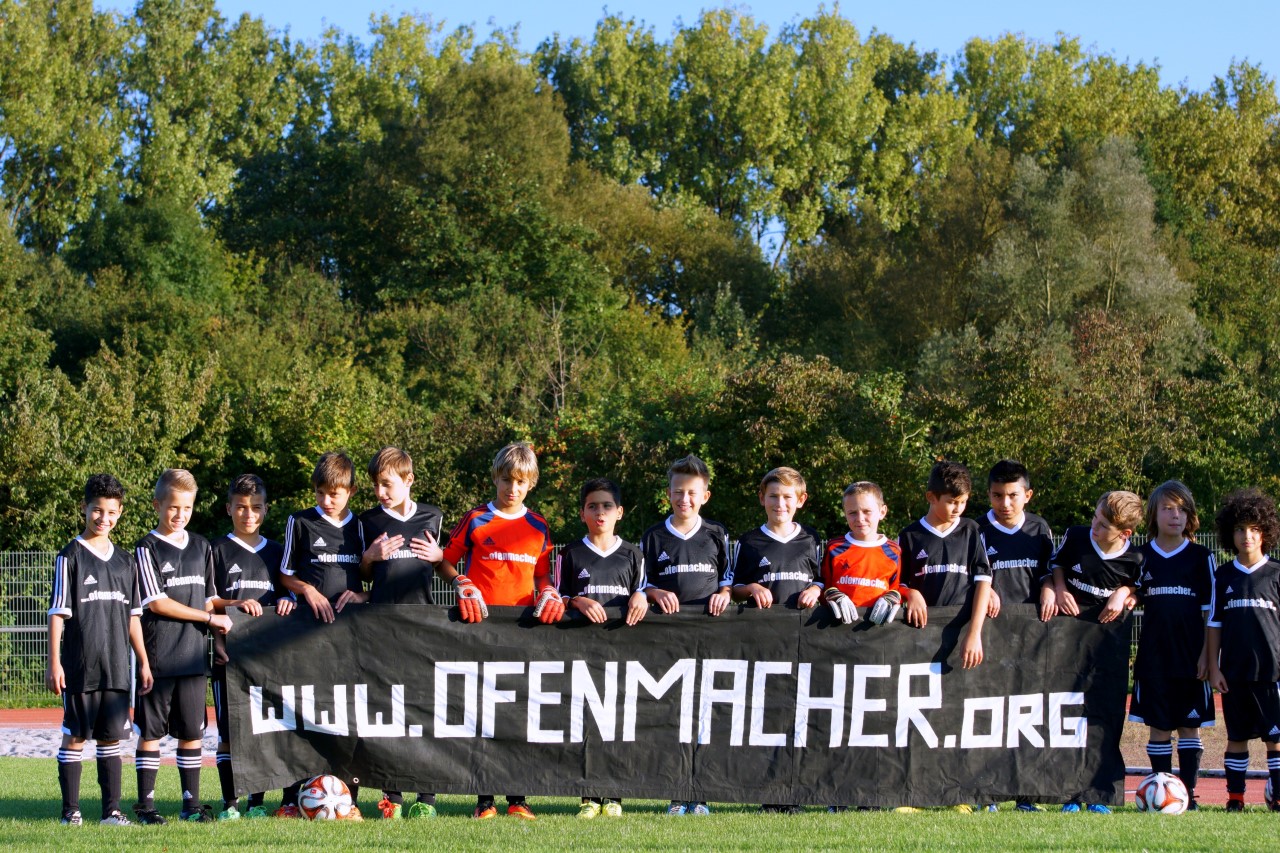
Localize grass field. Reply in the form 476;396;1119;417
0;757;1276;850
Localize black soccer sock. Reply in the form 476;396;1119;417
1268;751;1280;800
57;747;83;815
96;742;123;819
282;780;301;806
383;790;404;805
1176;737;1202;794
216;749;236;809
506;795;526;806
1146;739;1173;774
348;780;360;804
177;747;203;810
135;749;161;809
248;791;264;808
477;794;495;809
416;793;436;805
1225;750;1250;795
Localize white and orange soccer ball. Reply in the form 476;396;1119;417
298;774;362;820
1134;772;1189;814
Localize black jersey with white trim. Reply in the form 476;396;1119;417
978;511;1052;605
358;502;445;605
48;537;141;692
557;537;646;607
1049;526;1144;607
1134;539;1215;679
640;516;731;605
729;524;823;608
898;517;991;607
1208;557;1280;682
280;507;364;603
211;533;284;666
136;529;216;678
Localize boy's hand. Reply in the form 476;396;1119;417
738;583;773;609
46;660;65;696
454;577;488;622
797;585;821;609
410;531;444;564
1208;664;1228;694
534;587;566;623
648;588;679;614
987;589;1001;619
625;592;648;626
824;587;859;624
1055;585;1080;617
237;599;264;617
364;532;405;564
1099;588;1129;623
301;585;336;623
208;613;233;634
961;627;983;669
707;590;731;616
1038;585;1057;621
1196;647;1210;681
137;661;154;695
903;588;927;627
276;597;295;616
335;589;368;613
571;596;608;624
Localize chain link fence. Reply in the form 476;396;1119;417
0;534;1238;706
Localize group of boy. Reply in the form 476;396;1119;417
45;442;1280;823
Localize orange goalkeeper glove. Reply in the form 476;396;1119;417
533;586;565;624
453;576;488;622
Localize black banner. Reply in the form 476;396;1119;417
226;604;1129;806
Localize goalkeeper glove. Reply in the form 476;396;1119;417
453;576;489;622
533;586;566;623
867;590;901;625
824;587;859;624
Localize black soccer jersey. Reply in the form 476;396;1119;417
1208;557;1280;682
898;517;991;607
211;533;284;666
1048;526;1144;607
136;529;217;678
358;502;445;605
729;524;823;608
280;507;364;603
978;511;1053;605
558;537;646;607
1134;539;1215;679
640;516;731;605
48;537;141;693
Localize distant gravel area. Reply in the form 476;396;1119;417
0;727;219;759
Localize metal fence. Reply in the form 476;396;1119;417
0;533;1241;706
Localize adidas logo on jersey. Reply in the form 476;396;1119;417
986;546;998;556
1070;564;1083;574
658;551;671;562
1142;572;1152;583
916;549;928;560
578;569;590;579
83;574;97;586
229;564;242;574
1271;725;1280;737
161;562;175;574
483;537;497;546
759;556;771;567
1188;709;1200;720
313;536;326;548
1226;585;1234;594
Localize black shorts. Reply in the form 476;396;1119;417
1221;680;1280;743
62;689;132;742
135;674;207;741
1128;676;1216;731
212;665;230;744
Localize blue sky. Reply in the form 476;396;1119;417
100;1;1276;92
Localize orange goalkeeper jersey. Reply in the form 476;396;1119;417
821;533;901;607
443;503;553;606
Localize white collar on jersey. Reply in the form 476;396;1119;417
487;502;527;521
919;516;962;539
1089;534;1130;561
844;532;889;549
1233;556;1270;574
1148;539;1190;559
379;500;418;523
313;508;354;527
227;532;268;553
582;535;622;558
151;528;190;549
759;523;802;544
665;515;703;540
984;509;1025;535
74;535;115;562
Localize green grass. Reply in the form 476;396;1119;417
0;757;1274;850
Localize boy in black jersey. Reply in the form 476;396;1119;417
1129;481;1215;809
134;469;232;825
357;447;445;820
641;454;730;816
898;461;992;670
48;474;153;826
1207;488;1280;813
277;451;366;817
557;478;647;818
210;474;293;820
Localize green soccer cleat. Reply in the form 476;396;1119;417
603;800;623;818
217;804;241;821
245;805;269;818
376;798;402;820
577;801;601;820
406;801;436;819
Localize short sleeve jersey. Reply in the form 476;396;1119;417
359;501;445;605
136;529;217;678
729;524;823;608
442;503;552;606
978;510;1054;605
280;508;364;603
1208;557;1280;682
1133;539;1215;679
822;534;902;607
557;537;646;607
48;537;141;693
1048;526;1144;607
211;533;284;666
898;517;991;607
640;516;731;605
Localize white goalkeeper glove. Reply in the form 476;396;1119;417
867;590;902;626
824;587;859;624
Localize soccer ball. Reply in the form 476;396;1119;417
298;774;360;820
1134;772;1189;814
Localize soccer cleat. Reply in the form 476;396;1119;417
951;804;974;814
1061;802;1082;813
100;809;133;826
1226;799;1244;813
245;805;269;818
507;803;537;820
60;809;83;826
827;806;848;813
667;801;687;816
1269;798;1280;813
760;805;781;814
473;804;498;820
132;806;167;825
892;806;921;813
376;798;402;820
603;800;623;818
340;805;363;821
406;801;437;819
689;802;711;816
273;803;302;819
1185;799;1199;812
217;804;241;821
180;804;215;823
780;805;804;815
984;804;998;812
1015;801;1044;812
577;801;601;820
1085;804;1111;814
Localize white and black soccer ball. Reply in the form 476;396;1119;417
298;774;359;820
1134;772;1189;814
